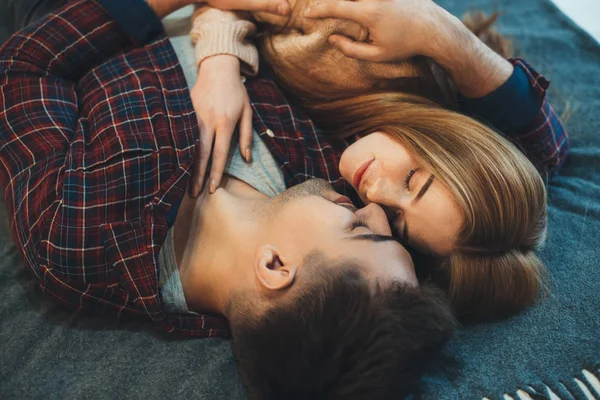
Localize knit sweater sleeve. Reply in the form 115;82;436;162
190;5;259;76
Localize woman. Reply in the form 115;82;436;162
187;0;568;319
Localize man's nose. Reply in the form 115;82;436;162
354;203;392;236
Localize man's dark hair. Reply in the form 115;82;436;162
229;256;456;399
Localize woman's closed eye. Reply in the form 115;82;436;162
404;168;417;190
403;168;435;203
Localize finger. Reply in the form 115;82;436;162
233;0;290;16
239;104;253;163
304;1;368;24
191;123;214;197
190;141;202;197
329;34;384;62
208;122;235;194
191;124;213;197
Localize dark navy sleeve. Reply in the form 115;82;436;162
457;58;568;175
95;0;163;45
457;63;543;134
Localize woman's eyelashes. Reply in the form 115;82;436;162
404;168;417;190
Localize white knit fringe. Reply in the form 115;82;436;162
481;368;600;400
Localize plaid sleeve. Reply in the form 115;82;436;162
0;0;136;186
458;58;569;176
507;59;569;176
0;0;159;309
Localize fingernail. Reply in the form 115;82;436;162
303;7;311;16
278;3;290;15
245;147;252;163
209;179;217;194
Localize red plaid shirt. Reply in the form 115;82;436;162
0;0;567;337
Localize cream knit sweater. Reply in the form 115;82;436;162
190;7;259;76
190;0;444;98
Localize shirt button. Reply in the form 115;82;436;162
265;128;275;138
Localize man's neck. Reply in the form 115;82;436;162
173;175;269;314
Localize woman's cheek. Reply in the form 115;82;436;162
338;150;352;181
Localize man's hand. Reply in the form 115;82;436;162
190;55;253;196
146;0;192;18
305;0;514;98
203;0;290;15
304;0;443;62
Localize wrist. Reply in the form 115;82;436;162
426;10;513;98
199;54;241;75
420;6;460;59
423;7;471;65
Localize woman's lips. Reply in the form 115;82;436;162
353;158;374;191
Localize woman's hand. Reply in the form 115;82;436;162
190;55;253;196
147;0;290;19
304;0;446;63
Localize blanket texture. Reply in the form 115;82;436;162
0;0;599;399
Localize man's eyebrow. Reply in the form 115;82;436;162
412;174;435;204
350;234;404;245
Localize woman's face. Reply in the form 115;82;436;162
339;132;463;256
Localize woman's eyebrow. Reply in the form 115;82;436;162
412;174;435;204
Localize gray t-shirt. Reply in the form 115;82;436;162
157;31;286;314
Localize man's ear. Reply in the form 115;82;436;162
254;244;298;291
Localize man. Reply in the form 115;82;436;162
0;0;455;397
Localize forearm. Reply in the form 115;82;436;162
426;7;513;99
424;9;568;174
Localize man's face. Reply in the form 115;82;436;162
265;179;416;285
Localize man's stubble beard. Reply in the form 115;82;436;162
272;178;333;205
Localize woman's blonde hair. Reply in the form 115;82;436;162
258;12;547;319
309;93;548;320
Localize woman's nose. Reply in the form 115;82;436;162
354;203;392;236
365;180;405;212
365;178;395;207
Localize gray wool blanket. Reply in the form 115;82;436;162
0;0;599;399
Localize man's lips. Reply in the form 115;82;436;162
334;195;357;211
334;195;353;205
353;158;374;191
